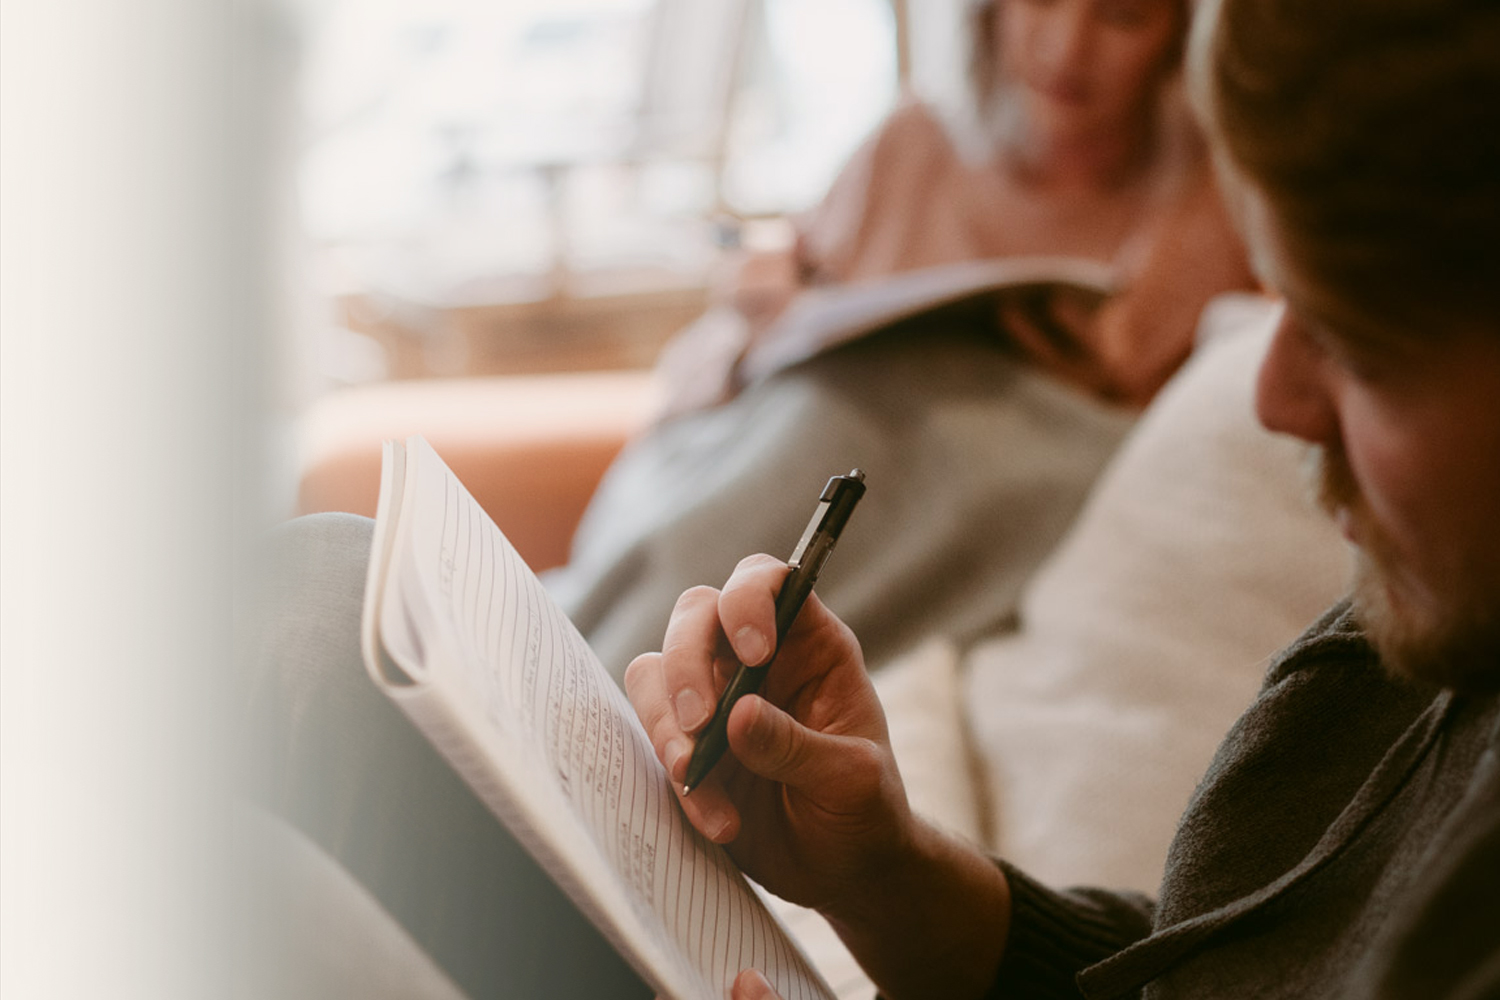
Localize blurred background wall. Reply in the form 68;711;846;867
292;0;970;391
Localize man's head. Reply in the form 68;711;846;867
1191;0;1500;690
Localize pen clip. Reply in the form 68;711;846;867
789;469;866;568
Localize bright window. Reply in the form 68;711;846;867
299;0;899;310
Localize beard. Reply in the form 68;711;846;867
1311;445;1500;694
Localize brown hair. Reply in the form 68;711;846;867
1192;0;1500;340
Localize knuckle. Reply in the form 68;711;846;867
660;629;712;669
621;654;678;754
828;612;860;652
841;738;893;806
737;552;784;576
622;653;656;699
644;705;680;760
843;738;885;783
674;585;720;615
760;712;804;775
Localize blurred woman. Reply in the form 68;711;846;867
658;0;1253;414
548;0;1256;679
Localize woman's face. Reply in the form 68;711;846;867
997;0;1182;144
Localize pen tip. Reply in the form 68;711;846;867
682;783;693;796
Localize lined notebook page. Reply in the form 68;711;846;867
376;437;835;1000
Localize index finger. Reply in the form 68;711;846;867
660;555;788;735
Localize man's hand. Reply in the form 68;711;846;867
732;969;785;1000
626;557;1013;1000
624;554;911;914
661;970;785;1000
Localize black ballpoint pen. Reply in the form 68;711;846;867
681;469;866;795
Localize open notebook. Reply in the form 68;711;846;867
738;255;1115;385
361;435;836;1000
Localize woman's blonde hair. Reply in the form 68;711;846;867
1191;0;1500;341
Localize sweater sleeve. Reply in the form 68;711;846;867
986;861;1155;1000
1346;712;1500;1000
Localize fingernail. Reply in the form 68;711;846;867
666;740;687;779
733;625;769;666
708;810;735;843
675;688;709;731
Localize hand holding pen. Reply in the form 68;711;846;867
622;470;894;832
623;470;922;900
680;469;866;794
623;471;1013;1000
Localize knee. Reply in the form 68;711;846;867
265;512;375;586
240;512;409;814
239;512;380;759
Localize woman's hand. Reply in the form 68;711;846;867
996;286;1127;402
997;281;1193;408
721;249;803;331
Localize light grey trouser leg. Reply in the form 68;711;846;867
239;512;650;1000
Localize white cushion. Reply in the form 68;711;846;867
964;297;1352;893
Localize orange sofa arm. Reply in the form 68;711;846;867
297;371;659;572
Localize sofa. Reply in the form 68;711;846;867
297;369;661;573
282;293;1352;1000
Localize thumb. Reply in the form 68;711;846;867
727;695;875;798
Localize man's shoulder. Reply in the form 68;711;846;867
1244;598;1437;757
1261;598;1375;689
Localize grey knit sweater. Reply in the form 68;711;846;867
991;601;1500;999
